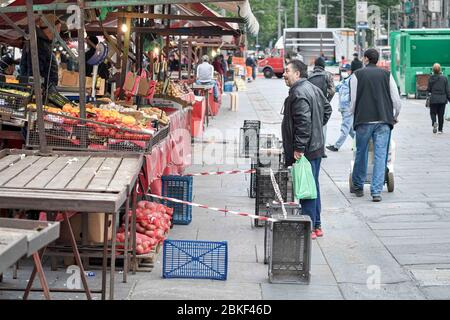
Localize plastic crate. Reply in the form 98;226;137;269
267;214;312;284
163;239;227;280
243;120;261;129
26;111;153;153
161;175;193;225
149;123;170;149
0;83;33;119
264;203;302;264
254;168;291;227
239;126;259;158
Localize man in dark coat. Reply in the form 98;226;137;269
281;59;332;239
20;15;60;89
308;57;336;158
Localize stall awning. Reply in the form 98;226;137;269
212;1;259;36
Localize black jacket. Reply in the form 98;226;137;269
353;64;395;129
19;28;58;88
282;79;332;166
427;74;450;105
308;66;336;102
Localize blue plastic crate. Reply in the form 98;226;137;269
163;239;228;280
161;175;193;225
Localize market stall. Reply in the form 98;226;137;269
0;148;143;299
0;0;252;300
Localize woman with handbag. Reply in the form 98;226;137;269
427;63;450;134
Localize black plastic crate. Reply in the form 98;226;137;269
264;203;301;264
268;214;312;284
239;126;259;158
0;83;33;119
254;168;290;227
149;123;170;149
243;120;261;129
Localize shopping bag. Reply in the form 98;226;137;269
445;103;450;121
291;157;317;200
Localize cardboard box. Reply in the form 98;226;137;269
58;213;113;244
59;70;106;96
59;70;79;87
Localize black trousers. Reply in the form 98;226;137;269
430;103;446;132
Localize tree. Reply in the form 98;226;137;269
247;0;401;49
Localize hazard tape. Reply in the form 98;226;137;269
269;168;288;218
146;193;279;222
183;169;256;177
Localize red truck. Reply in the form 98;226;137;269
258;55;284;79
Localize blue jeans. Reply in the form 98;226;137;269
334;110;355;149
196;79;219;99
352;123;391;196
300;158;322;229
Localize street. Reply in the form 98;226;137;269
2;76;450;300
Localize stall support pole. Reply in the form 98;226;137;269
119;16;132;100
188;40;192;78
123;191;130;283
26;0;48;154
179;36;182;80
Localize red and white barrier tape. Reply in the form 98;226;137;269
146;193;278;222
183;169;256;177
269;168;288;217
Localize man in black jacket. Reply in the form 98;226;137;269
281;59;332;239
350;48;401;202
19;15;60;89
308;57;335;158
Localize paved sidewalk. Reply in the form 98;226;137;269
2;77;450;300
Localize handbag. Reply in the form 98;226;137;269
445;103;450;121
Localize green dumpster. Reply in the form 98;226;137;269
390;29;450;98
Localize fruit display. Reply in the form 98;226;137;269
154;80;193;99
141;107;170;125
0;88;31;97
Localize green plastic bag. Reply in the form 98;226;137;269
445;103;450;121
291;157;317;200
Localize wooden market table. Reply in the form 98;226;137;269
0;218;60;300
0;149;143;300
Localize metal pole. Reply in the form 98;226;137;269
388;8;390;45
277;0;281;39
26;0;48;154
284;10;287;29
78;0;86;119
294;0;298;28
319;0;322;15
418;0;423;28
341;0;344;28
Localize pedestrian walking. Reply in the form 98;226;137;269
281;59;332;239
351;52;363;72
350;48;401;202
245;55;256;82
308;57;335;158
326;62;363;152
427;63;450;134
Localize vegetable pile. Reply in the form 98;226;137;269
116;201;173;255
